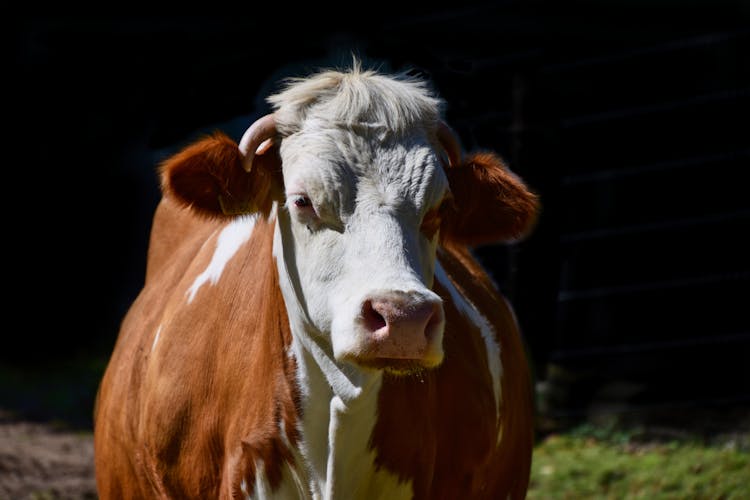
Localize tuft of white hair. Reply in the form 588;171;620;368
267;59;444;137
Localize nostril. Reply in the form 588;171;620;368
362;299;387;333
364;296;443;338
357;295;445;363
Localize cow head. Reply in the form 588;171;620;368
161;66;538;375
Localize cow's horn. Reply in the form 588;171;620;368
437;120;462;168
239;113;278;172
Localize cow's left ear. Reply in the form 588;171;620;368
440;151;540;246
160;131;283;219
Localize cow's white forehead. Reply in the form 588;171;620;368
281;127;447;221
269;65;449;218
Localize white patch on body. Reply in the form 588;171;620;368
151;325;162;353
277;418;310;498
245;460;310;500
186;215;257;303
324;394;413;500
435;261;503;430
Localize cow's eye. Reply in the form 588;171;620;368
293;195;313;209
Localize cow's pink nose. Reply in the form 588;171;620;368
360;294;444;360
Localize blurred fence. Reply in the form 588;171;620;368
369;7;750;423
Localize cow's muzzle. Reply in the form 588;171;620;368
350;291;445;375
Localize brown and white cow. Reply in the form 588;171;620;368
94;63;539;499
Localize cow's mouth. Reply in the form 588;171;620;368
355;357;441;376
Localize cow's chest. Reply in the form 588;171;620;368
266;344;415;500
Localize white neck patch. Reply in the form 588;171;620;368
273;213;412;499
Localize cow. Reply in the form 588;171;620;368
93;62;539;500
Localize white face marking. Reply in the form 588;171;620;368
278;128;448;363
435;262;503;433
186;214;257;303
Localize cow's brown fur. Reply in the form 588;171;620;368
94;130;537;499
441;151;539;246
95;201;300;498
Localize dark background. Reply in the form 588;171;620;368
7;3;750;433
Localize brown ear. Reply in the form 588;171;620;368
159;131;282;218
440;152;539;246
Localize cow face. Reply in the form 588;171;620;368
160;67;538;376
277;127;448;373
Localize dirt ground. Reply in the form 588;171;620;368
0;418;96;500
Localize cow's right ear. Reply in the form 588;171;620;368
159;131;283;219
439;151;540;247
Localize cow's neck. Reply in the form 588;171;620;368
292;335;384;496
272;214;411;499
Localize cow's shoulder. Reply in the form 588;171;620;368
142;213;300;497
144;195;220;284
99;206;301;497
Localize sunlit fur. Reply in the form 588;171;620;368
269;60;443;137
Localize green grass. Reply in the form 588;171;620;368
528;425;750;499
